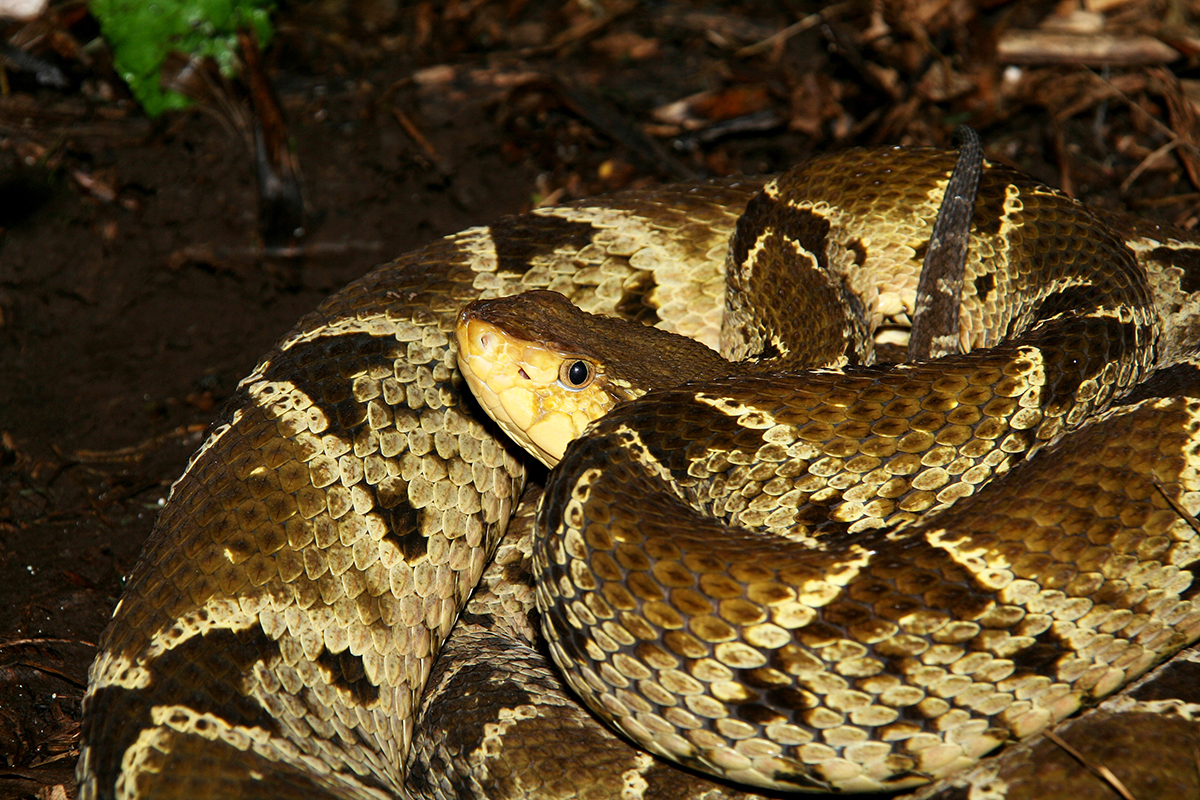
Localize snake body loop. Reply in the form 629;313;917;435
77;147;1200;799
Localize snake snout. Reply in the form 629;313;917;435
457;304;495;356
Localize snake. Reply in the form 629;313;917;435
75;144;1200;799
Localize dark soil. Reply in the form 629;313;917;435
2;1;1198;797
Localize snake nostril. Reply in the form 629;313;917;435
518;367;530;380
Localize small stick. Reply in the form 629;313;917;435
1042;729;1139;800
735;2;853;58
908;125;983;362
393;108;444;166
1153;479;1200;533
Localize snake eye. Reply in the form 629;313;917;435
559;360;594;389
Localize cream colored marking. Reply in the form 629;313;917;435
276;313;414;354
122;707;395;800
145;598;259;660
692;393;780;425
271;230;497;353
469;703;540;772
116;726;179;800
735;233;782;285
149;704;271;745
924;527;1011;585
999;183;1024;236
87;652;152;691
1132;238;1200;364
777;197;923;336
799;545;876;606
621;752;655;799
606;424;693;493
244;378;330;433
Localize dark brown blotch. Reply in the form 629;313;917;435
614;270;660;326
974;272;995;304
315;647;380;705
734;702;785;725
1007;626;1068;677
1129;657;1200;704
488;213;597;275
970;168;1012;237
766;686;820;713
381;503;429;562
1120;363;1200;405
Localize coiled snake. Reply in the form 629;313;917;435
77;145;1200;799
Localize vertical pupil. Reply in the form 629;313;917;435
568;361;589;385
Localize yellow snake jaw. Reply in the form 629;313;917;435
455;311;626;468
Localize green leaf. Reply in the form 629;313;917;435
90;0;275;116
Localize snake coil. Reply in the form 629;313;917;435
78;146;1200;799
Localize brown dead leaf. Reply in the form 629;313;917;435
788;73;844;137
38;785;69;800
590;31;659;60
916;60;975;102
652;86;773;130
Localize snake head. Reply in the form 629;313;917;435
455;290;727;467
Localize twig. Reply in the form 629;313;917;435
0;638;96;690
1053;123;1075;199
25;751;77;769
1131;192;1200;208
735;2;854;58
167;240;385;270
238;28;306;246
517;77;698;180
1042;729;1139;800
908;125;982;361
1153;479;1200;533
1086;71;1200;161
392;108;444;165
1121;139;1182;193
514;0;637;57
997;31;1178;66
1145;68;1200;190
62;425;206;465
2;660;87;690
0;637;95;649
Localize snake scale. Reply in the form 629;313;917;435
76;145;1200;799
